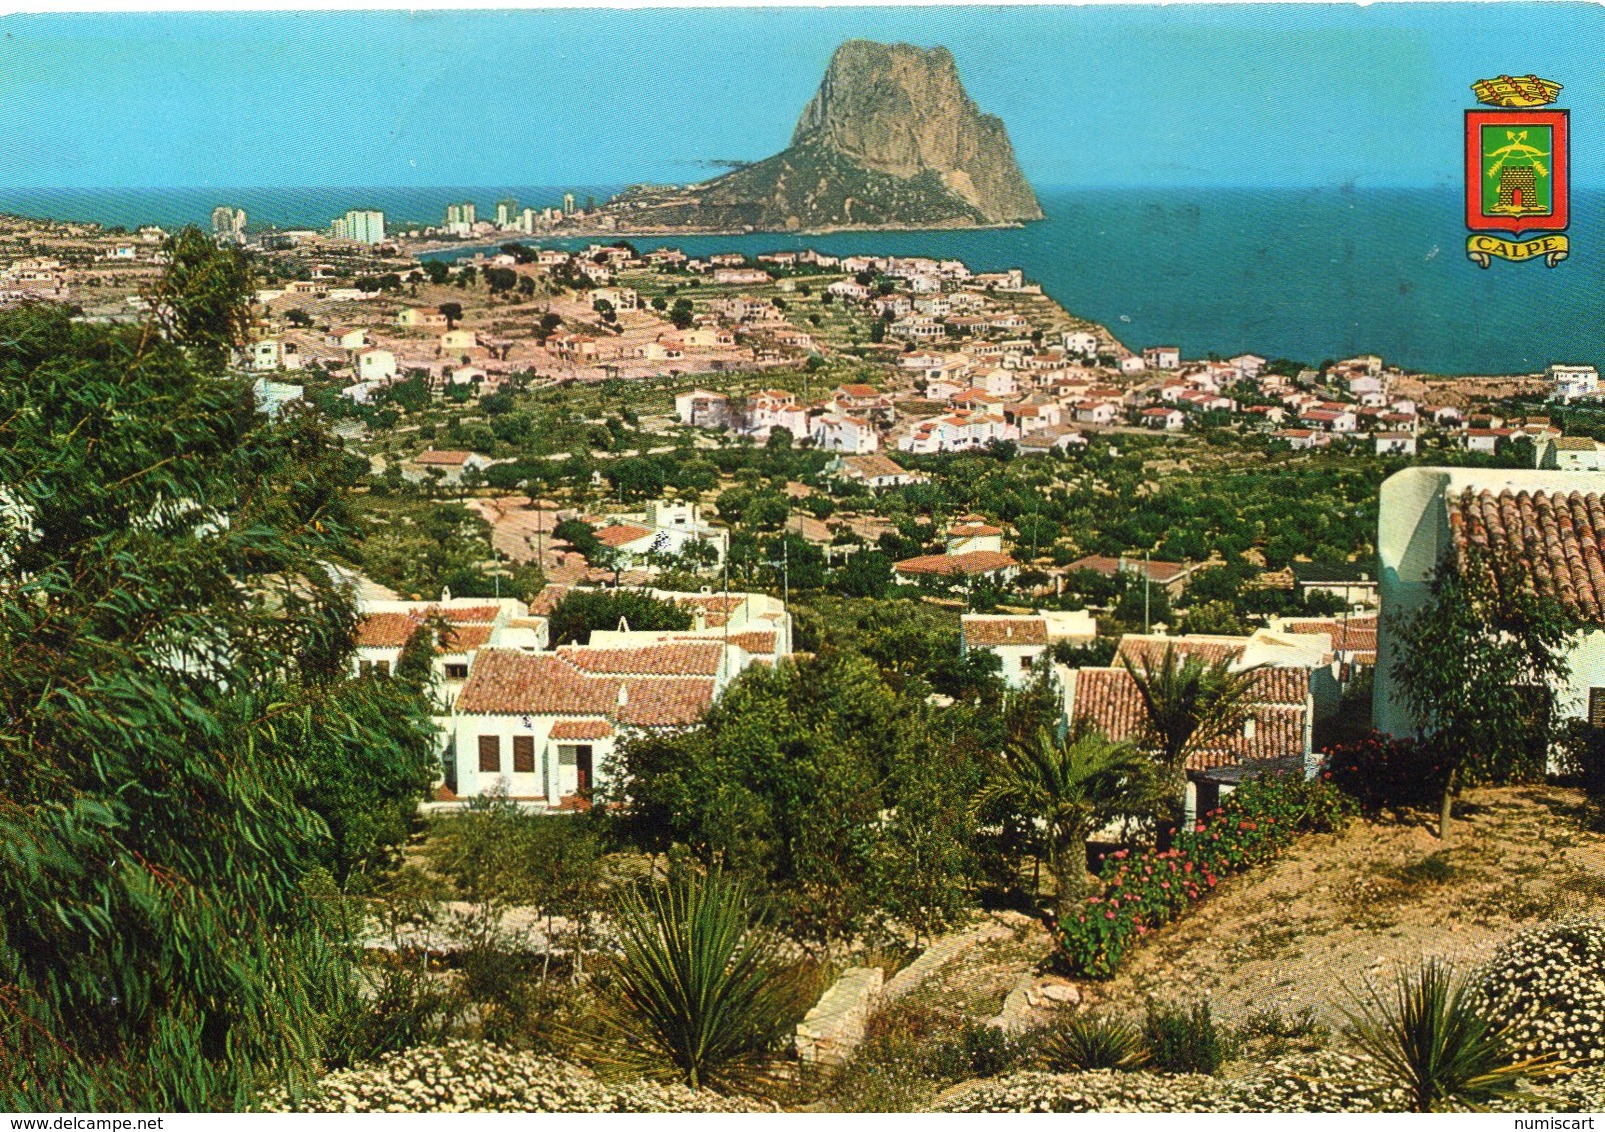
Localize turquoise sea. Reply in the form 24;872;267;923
2;185;1598;375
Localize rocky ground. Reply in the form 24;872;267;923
822;784;1605;1112
262;1041;769;1113
1088;784;1605;1029
279;787;1605;1112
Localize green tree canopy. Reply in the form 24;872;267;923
0;233;436;1107
548;588;693;646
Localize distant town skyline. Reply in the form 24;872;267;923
0;6;1600;192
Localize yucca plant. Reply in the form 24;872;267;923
1343;958;1564;1112
1041;1013;1149;1072
593;870;798;1093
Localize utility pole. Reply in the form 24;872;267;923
1144;549;1151;634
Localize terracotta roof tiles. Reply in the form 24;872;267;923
355;612;420;649
550;719;615;741
556;642;724;676
1115;635;1244;670
1449;487;1605;622
727;630;778;655
963;617;1050;647
1069;667;1310;771
594;523;653;549
1279;615;1379;654
894;550;1019;576
455;649;715;728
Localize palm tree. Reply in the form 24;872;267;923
1123;643;1263;829
1344;958;1564;1112
594;870;799;1093
971;727;1152;919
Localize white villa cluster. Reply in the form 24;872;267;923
351;585;792;808
958;618;1376;820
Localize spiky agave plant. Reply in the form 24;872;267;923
1343;958;1565;1112
1041;1012;1149;1073
594;870;799;1093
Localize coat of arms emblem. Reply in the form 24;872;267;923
1466;75;1569;267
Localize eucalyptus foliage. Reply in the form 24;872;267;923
0;231;435;1108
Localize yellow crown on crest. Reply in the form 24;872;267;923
1472;75;1562;108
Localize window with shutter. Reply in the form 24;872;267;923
1590;688;1605;729
478;735;501;773
513;736;535;773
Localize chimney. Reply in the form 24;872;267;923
616;684;629;708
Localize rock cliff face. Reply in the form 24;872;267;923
788;40;1042;224
604;40;1041;232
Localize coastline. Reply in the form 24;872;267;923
402;217;1032;258
2;185;1596;375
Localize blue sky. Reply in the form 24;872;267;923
0;5;1600;190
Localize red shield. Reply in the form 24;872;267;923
1466;108;1569;234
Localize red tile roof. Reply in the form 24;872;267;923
963;617;1050;647
425;605;501;624
550;719;614;740
1279;615;1379;654
557;642;724;676
1449;487;1605;622
455;649;715;727
438;624;493;654
726;630;779;655
1116;635;1245;670
895;550;1019;576
673;594;746;627
1070;667;1309;770
1065;555;1121;577
594;524;653;549
355;611;421;649
414;449;474;466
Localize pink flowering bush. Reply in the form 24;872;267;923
1059;773;1355;978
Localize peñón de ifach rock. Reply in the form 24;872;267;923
603;40;1042;232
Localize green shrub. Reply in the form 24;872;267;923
1234;1006;1329;1056
1142;1001;1225;1076
1059;773;1356;978
1323;733;1453;811
954;1021;1040;1079
458;943;542;1047
321;962;460;1068
1041;1013;1148;1072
